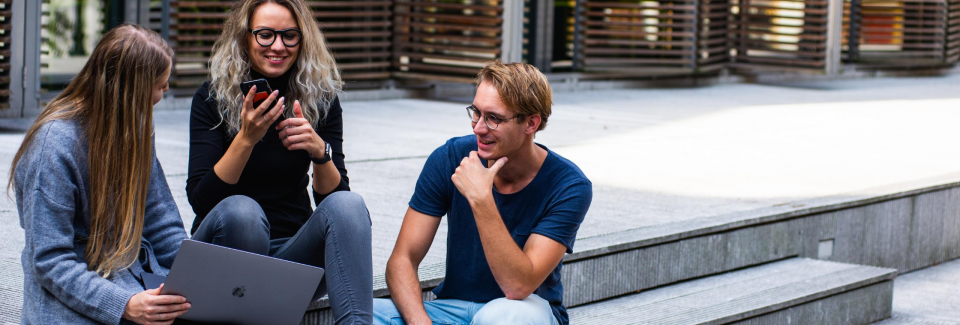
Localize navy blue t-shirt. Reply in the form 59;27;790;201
409;135;592;325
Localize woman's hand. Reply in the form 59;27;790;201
277;100;326;159
237;85;285;145
123;284;191;325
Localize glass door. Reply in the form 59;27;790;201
39;0;109;101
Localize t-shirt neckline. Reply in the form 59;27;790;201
492;142;551;196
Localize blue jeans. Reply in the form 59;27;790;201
192;193;372;325
372;295;559;325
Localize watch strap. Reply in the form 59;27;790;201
311;141;332;165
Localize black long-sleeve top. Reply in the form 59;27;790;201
186;71;350;239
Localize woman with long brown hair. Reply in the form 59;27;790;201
186;0;372;323
10;24;191;325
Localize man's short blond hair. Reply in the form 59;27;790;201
476;60;552;131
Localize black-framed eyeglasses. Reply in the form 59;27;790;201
250;28;302;47
466;105;521;130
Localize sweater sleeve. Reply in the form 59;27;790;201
312;96;351;206
18;126;135;325
143;143;188;269
185;83;238;233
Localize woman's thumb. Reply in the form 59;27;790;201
146;283;164;295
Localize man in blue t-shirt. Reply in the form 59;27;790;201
373;60;592;325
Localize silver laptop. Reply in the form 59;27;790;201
153;239;324;325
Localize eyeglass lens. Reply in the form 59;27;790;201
466;106;500;129
254;29;301;47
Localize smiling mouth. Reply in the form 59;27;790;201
479;139;494;145
266;56;286;63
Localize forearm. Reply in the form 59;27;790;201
213;133;255;184
471;198;537;299
385;257;432;325
312;159;341;195
26;191;137;324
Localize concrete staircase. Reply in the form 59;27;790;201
301;176;960;324
1;178;957;324
568;258;895;325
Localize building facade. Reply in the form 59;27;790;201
2;0;957;117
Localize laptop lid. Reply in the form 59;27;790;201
160;239;324;325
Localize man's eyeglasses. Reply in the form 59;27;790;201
466;105;521;130
250;28;302;47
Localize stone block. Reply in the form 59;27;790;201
568;258;895;325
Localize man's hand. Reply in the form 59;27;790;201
123;284;191;325
451;151;506;204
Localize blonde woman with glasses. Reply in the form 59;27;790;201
10;25;191;325
185;0;372;323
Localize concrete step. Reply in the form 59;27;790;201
568;258;896;325
3;177;957;324
871;313;960;325
301;178;960;324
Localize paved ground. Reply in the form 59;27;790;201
876;258;960;325
2;74;960;280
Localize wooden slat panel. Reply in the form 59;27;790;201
170;0;392;91
397;62;489;75
732;0;830;71
173;1;394;8
403;43;502;54
395;12;503;24
393;32;502;44
586;29;697;38
699;0;732;69
397;52;494;63
585;11;699;20
585;20;700;29
735;55;827;66
584;2;698;10
0;3;8;110
334;51;391;59
393;0;503;79
394;1;504;12
844;0;952;65
586;48;692;55
580;0;702;72
948;0;960;62
584;57;695;65
585;38;693;47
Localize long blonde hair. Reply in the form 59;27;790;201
209;0;342;136
8;24;173;278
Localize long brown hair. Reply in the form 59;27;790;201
209;0;341;137
8;24;173;277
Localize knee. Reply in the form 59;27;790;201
317;191;371;231
213;195;268;230
472;295;553;325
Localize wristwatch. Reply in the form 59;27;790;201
311;141;332;165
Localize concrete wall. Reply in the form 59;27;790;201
558;180;960;308
813;187;960;273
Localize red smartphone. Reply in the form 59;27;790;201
240;79;273;103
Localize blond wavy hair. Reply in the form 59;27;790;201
209;0;342;136
9;24;173;278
